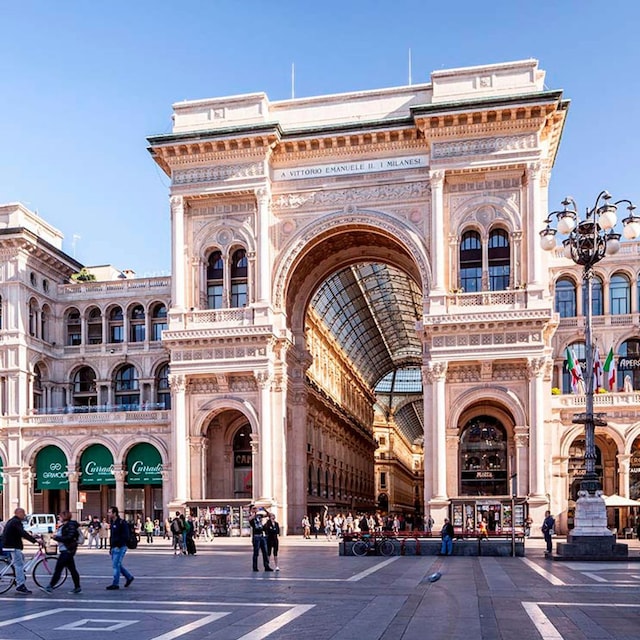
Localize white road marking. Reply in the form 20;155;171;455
581;572;606;582
522;603;564;640
346;557;399;581
0;602;312;639
520;558;565;585
57;618;138;631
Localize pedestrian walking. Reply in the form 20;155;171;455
2;507;38;595
99;517;110;549
265;512;280;571
88;515;101;549
144;517;154;544
170;512;185;554
542;510;555;555
106;506;134;590
248;505;272;572
44;510;82;593
301;515;311;539
440;518;454;556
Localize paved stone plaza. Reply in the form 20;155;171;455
1;536;639;639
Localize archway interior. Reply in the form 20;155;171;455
309;261;423;444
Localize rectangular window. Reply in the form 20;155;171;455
110;326;124;343
231;283;247;308
460;267;482;292
130;325;145;342
380;472;387;488
152;322;167;341
207;285;223;309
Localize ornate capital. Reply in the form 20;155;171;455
67;471;79;483
429;170;445;188
170;195;184;214
169;373;187;393
422;361;448;384
254;370;272;390
256;187;271;206
526;357;547;380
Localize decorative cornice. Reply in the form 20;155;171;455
432;134;536;159
173;162;264;186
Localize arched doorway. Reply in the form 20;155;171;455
459;416;508;496
280;222;427;531
34;445;69;514
79;444;115;520
125;443;163;522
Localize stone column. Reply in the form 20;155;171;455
429;171;446;294
170;196;186;310
250;436;260;502
527;357;547;498
169;373;188;502
114;467;125;515
161;468;171;522
526;163;544;285
513;427;530;497
256;188;272;304
68;470;79;520
255;371;273;502
423;361;448;500
618;454;631;498
188;436;207;500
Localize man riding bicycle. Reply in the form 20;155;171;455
2;507;39;595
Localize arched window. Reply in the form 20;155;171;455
488;229;510;291
114;364;139;409
231;248;248;308
72;366;97;408
618;339;640;392
582;275;603;316
66;308;81;346
459;230;482;292
151;303;167;341
156;363;170;409
41;304;51;342
555;277;577;318
129;305;145;342
562;341;586;394
629;437;640;500
308;465;313;495
28;298;38;337
87;307;102;344
459;416;508;495
206;251;224;309
108;306;124;343
610;273;631;315
233;426;252;498
33;364;43;412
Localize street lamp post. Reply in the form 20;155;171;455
540;190;640;558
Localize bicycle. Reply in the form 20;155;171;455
0;539;67;593
352;534;395;557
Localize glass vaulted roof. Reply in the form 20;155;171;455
310;263;423;444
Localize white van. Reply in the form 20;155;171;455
24;514;57;537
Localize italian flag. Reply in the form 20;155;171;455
603;346;616;391
566;347;583;394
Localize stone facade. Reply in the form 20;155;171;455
3;59;640;536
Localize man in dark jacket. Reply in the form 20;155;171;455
106;506;134;590
44;510;82;593
440;518;455;556
3;507;38;594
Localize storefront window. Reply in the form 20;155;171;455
459;416;508;496
233;426;252;498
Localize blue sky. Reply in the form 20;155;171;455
1;1;639;276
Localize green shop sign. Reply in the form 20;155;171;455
126;443;162;485
36;446;69;490
80;444;115;486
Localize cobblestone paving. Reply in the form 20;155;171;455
0;536;639;639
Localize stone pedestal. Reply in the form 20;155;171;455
555;492;628;560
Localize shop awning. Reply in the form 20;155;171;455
36;445;69;490
604;494;640;508
80;444;115;486
126;443;162;485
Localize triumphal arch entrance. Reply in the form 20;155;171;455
148;59;567;534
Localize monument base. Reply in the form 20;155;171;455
554;491;629;560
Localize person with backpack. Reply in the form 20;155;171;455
171;512;185;555
44;510;82;593
106;506;134;590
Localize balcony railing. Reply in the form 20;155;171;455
553;391;640;409
24;406;170;426
33;402;167;415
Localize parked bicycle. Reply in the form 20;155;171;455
0;538;67;593
352;534;395;557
